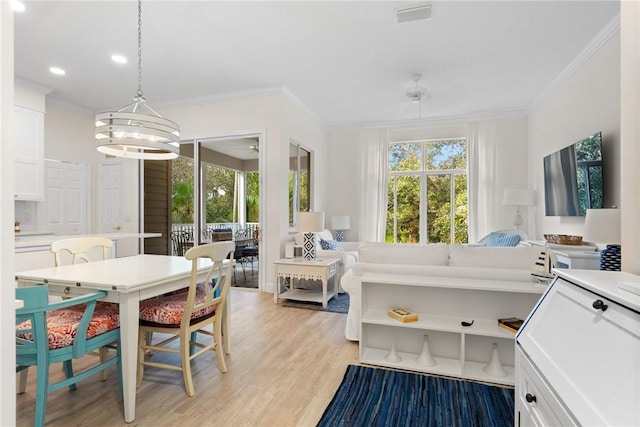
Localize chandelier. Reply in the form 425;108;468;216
95;0;180;160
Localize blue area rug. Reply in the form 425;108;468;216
318;365;514;427
281;292;349;314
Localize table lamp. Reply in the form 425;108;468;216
583;208;621;271
330;216;350;242
503;188;535;228
296;211;325;260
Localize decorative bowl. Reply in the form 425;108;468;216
544;234;583;245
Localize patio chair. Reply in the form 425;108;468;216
170;230;193;256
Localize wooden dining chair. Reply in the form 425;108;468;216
16;285;123;427
50;236;114;266
49;236;116;379
137;241;234;397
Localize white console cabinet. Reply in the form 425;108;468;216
516;269;640;426
360;273;545;386
14;106;44;200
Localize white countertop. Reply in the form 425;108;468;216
15;232;162;250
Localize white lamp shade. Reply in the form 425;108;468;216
330;216;350;230
583;208;621;244
296;212;325;233
503;188;535;206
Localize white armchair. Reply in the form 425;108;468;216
293;229;360;290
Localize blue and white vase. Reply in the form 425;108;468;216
600;244;621;271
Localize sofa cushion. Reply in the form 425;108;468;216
449;244;540;270
358;243;449;265
320;239;343;250
486;232;521;247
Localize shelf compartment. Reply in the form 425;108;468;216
363;309;517;340
278;288;336;304
463;360;515;386
361;347;462;378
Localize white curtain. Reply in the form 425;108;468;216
467;121;496;243
359;128;389;242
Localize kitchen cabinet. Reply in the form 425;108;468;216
14;106;44;200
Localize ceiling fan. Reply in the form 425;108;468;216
406;74;428;118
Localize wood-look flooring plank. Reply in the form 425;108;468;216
16;288;359;426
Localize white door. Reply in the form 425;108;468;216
37;160;87;234
100;162;123;234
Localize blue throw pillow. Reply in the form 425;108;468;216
320;239;343;250
486;232;521;247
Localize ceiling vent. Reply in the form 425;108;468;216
396;3;432;24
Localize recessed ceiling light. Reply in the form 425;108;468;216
12;1;26;12
111;54;127;64
49;67;66;76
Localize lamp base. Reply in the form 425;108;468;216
302;232;316;260
600;244;621;271
512;208;523;228
334;230;345;242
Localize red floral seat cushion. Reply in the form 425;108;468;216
139;286;216;325
16;302;120;350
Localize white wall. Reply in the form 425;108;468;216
620;3;640;273
326;128;362;241
1;2;16;424
528;33;621;240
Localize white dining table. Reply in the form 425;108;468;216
15;254;228;423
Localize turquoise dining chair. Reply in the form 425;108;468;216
16;285;123;427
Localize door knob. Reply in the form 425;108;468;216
525;393;537;403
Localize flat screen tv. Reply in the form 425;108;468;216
543;132;604;216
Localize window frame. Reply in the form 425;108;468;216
387;138;467;244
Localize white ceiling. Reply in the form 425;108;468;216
14;1;620;128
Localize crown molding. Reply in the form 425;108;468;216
330;108;529;131
527;12;620;113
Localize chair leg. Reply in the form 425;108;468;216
116;340;124;400
34;362;49;427
189;331;197;356
99;347;108;381
181;333;195;397
136;330;145;388
214;319;227;373
17;367;28;394
62;360;77;391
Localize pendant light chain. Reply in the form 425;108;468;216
137;0;143;99
94;0;180;160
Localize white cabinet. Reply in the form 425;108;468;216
516;270;640;426
14;106;44;200
359;273;545;386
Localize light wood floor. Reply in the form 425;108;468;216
17;288;360;426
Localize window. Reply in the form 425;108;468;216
289;143;310;224
387;138;468;244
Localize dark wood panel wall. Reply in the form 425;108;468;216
143;160;171;255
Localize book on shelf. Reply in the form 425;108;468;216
387;308;418;323
498;317;524;333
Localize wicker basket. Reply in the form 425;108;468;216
544;234;583;245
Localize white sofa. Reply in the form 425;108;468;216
293;229;360;286
340;242;543;341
